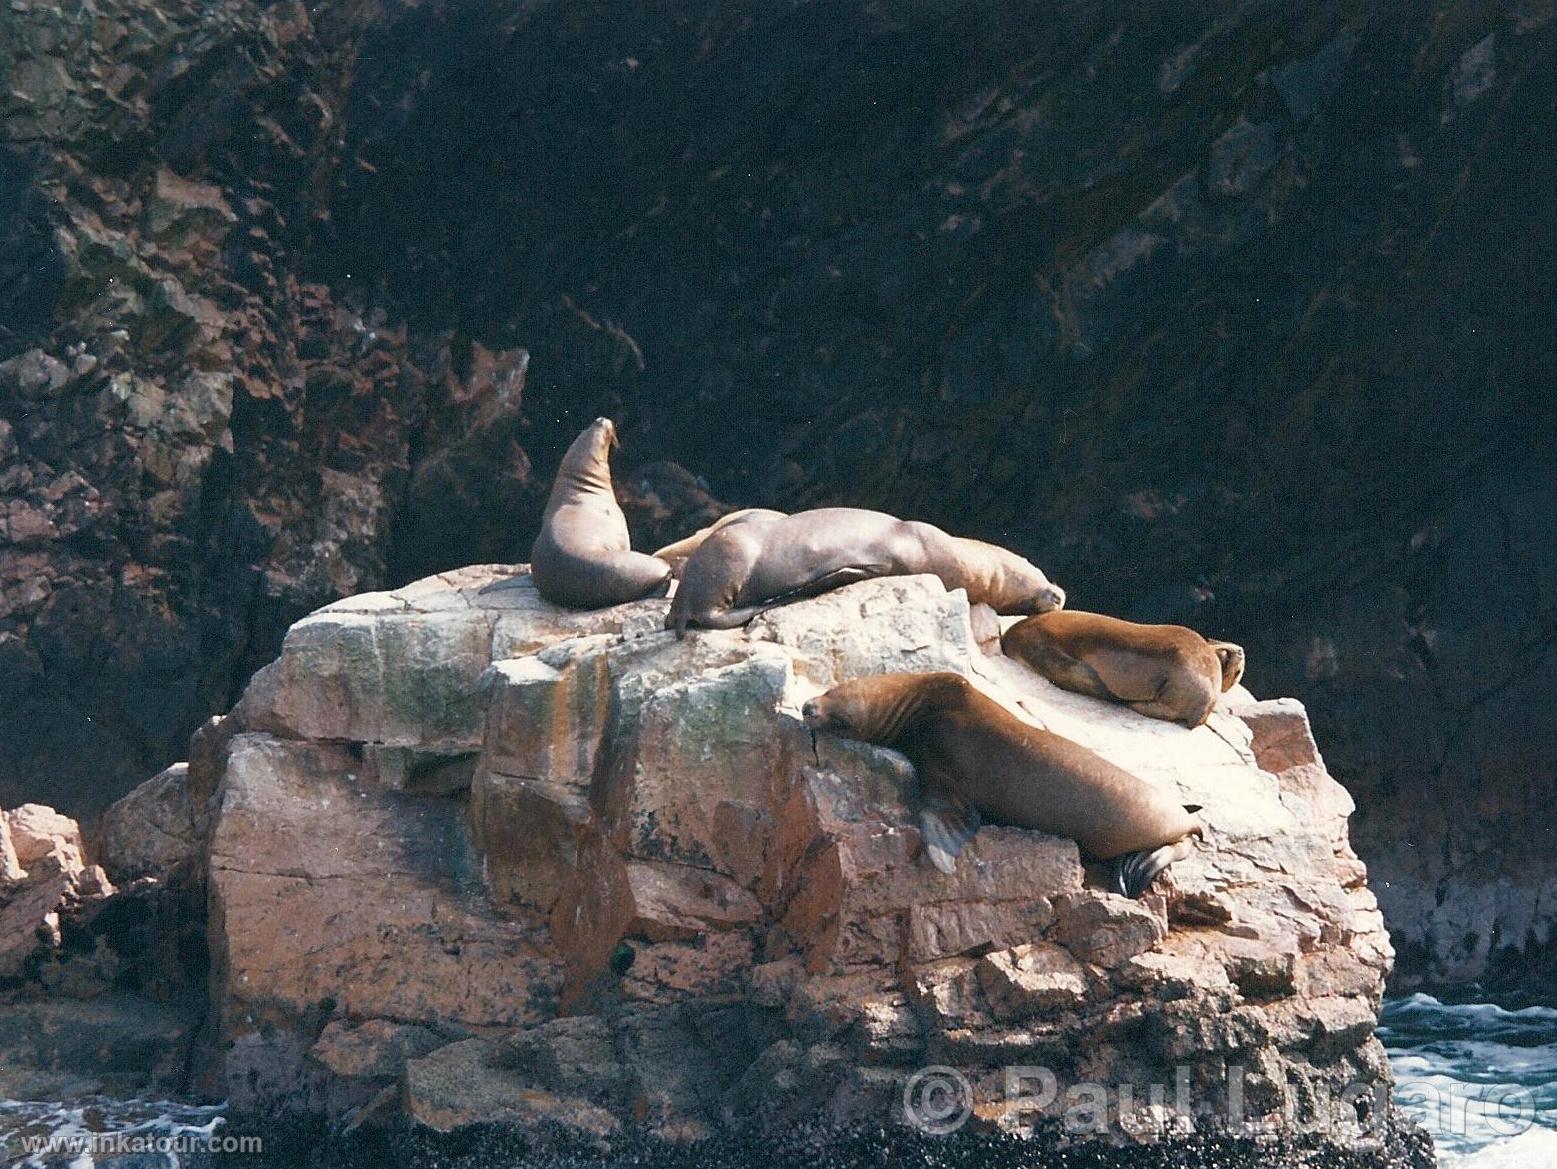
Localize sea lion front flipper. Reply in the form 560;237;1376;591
477;576;525;595
918;790;982;874
1110;841;1188;898
772;564;886;602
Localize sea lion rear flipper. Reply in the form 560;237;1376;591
918;791;982;875
1110;842;1188;899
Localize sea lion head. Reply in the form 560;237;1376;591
552;417;619;498
1211;641;1246;692
584;416;619;455
664;524;761;638
986;554;1067;615
801;672;968;743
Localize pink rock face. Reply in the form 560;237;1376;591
207;733;565;1073
171;568;1397;1139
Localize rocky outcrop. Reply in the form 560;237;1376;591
5;0;1551;989
0;801;199;1098
82;566;1405;1149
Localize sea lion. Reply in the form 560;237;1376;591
801;672;1202;897
651;508;786;575
1001;611;1245;728
528;418;672;609
666;507;1065;637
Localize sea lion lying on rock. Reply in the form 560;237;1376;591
666;507;1065;637
1002;611;1245;728
801;671;1202;897
528;418;672;609
652;508;786;576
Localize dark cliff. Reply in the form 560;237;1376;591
1;0;1554;984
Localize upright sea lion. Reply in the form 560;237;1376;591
528;418;672;609
801;672;1202;897
666;507;1065;636
651;508;786;575
1002;611;1245;728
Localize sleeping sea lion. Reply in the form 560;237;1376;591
528;418;672;608
666;507;1064;637
1002;611;1245;728
651;508;786;575
801;671;1202;897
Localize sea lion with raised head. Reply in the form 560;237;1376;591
1002;611;1245;728
801;672;1202;897
528;418;672;609
666;507;1064;637
652;508;786;576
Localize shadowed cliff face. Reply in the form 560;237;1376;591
2;0;1555;982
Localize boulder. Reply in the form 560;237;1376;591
97;762;206;883
166;565;1400;1148
7;803;82;870
404;1038;621;1138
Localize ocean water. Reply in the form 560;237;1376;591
1379;993;1557;1167
0;1095;228;1167
2;994;1552;1167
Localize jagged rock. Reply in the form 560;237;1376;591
0;853;82;979
311;1019;446;1081
976;942;1091;1021
404;1038;621;1137
308;1018;445;1114
1052;893;1171;970
6;803;82;870
172;566;1399;1149
0;817;22;882
0;803;123;982
491;1016;634;1106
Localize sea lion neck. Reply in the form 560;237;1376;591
866;672;969;743
550;420;616;503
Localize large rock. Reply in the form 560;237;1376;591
179;565;1398;1152
97;762;207;883
7;803;82;870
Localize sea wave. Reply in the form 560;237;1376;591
1382;993;1557;1166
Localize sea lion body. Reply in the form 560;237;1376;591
801;672;1201;894
1002;611;1245;728
529;418;672;609
652;508;786;575
667;507;1064;636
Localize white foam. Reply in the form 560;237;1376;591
1438;1125;1557;1169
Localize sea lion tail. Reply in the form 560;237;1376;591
918;793;982;875
1111;844;1184;899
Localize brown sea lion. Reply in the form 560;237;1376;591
1001;611;1245;728
666;507;1065;637
801;672;1202;897
528;418;672;609
651;508;786;575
